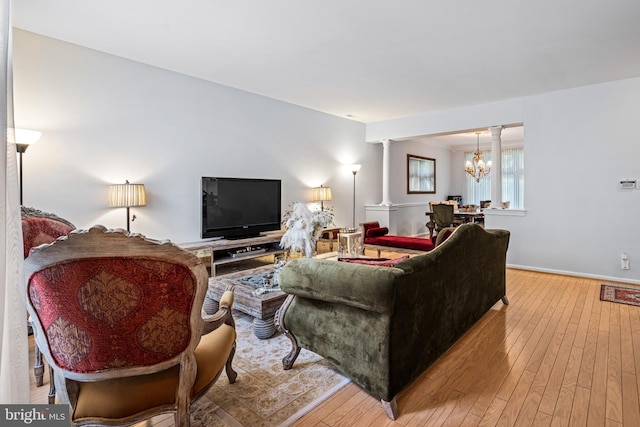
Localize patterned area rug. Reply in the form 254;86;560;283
600;283;640;307
190;311;350;426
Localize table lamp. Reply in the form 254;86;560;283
312;185;332;211
108;180;146;232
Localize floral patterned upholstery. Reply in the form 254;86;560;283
22;217;74;258
21;206;75;258
28;257;196;373
24;226;237;426
21;206;75;401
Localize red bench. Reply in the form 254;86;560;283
360;221;434;255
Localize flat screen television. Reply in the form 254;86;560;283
201;177;282;239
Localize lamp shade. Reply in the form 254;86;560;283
312;185;332;202
8;128;42;153
7;128;42;145
108;181;147;208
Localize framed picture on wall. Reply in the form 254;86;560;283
407;154;436;194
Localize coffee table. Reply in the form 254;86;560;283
207;264;287;339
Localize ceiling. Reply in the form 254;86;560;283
12;0;640;124
411;126;524;150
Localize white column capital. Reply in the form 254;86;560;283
489;125;503;137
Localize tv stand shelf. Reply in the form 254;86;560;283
179;231;285;276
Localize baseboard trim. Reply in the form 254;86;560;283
507;264;640;285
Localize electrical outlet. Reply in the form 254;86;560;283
621;253;630;270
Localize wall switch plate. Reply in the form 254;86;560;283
621;253;630;270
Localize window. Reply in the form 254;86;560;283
463;147;524;209
407;154;436;194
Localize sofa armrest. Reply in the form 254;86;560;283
279;258;405;314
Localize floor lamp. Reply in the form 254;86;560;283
350;164;361;228
8;128;42;205
108;180;147;232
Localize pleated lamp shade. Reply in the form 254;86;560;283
108;180;146;208
312;185;332;211
312;185;332;203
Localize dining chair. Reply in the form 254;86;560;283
432;203;454;231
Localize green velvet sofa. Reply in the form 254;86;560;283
276;223;510;419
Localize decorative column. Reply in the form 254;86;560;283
364;139;395;232
489;126;503;209
381;139;392;206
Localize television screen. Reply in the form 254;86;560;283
201;177;281;239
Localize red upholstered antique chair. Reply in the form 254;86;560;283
316;227;341;253
24;225;237;427
21;206;75;400
21;206;75;258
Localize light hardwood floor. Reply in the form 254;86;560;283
30;268;640;426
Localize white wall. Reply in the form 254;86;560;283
367;139;454;236
389;139;454;204
14;30;640;283
367;77;640;283
13;30;378;243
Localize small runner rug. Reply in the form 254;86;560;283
600;283;640;307
189;311;350;427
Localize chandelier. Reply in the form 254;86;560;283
465;132;492;182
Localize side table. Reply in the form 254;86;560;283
338;230;363;257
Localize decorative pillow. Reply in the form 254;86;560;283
321;229;339;239
339;255;409;267
365;227;389;238
361;221;380;235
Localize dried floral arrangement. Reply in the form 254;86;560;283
280;202;334;257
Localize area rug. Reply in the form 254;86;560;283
600;283;640;307
189;311;350;427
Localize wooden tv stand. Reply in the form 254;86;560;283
179;231;285;276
